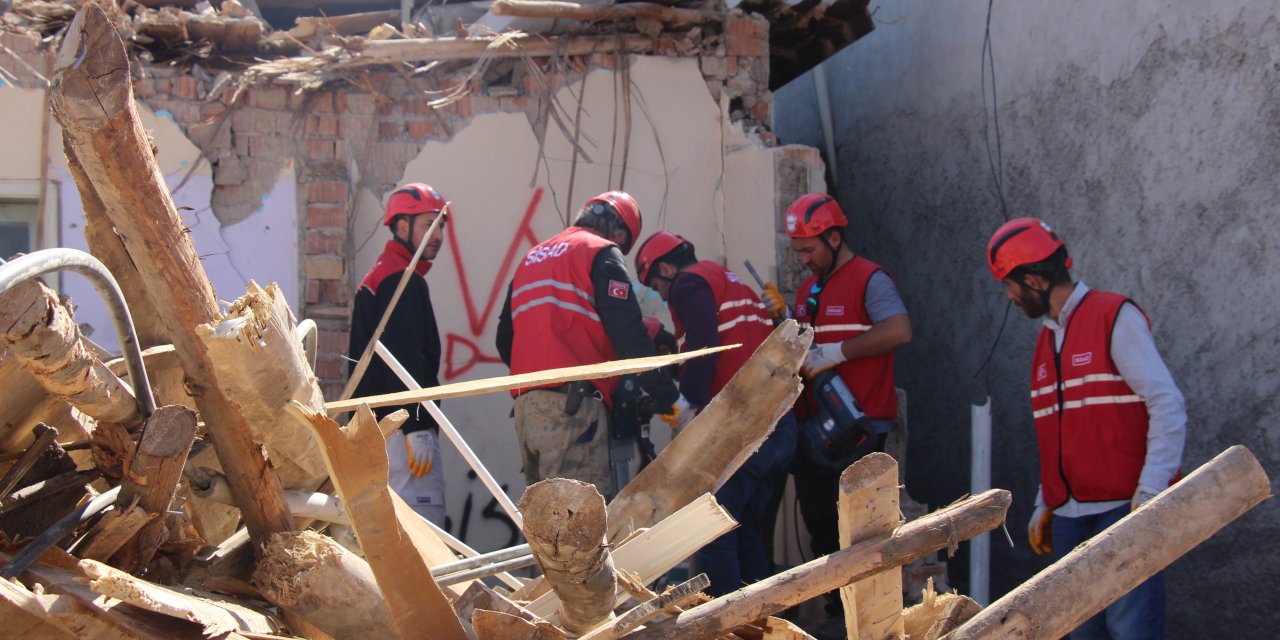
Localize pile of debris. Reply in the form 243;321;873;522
0;6;1270;640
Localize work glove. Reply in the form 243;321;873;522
761;283;788;319
405;430;436;477
1028;504;1053;556
659;395;695;430
1131;485;1160;512
801;343;847;378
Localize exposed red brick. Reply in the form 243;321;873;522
726;56;739;77
249;86;288;109
379;122;402;138
317;328;351;353
306;229;345;254
231;108;275;134
308;180;349;204
315;355;345;380
305;280;321;304
306;204;349;229
407;119;438;140
726;34;764;58
306;138;336;159
319;281;351;305
311;91;335;113
173;76;198;99
305;114;338;136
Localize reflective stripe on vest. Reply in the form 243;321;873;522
671;261;774;397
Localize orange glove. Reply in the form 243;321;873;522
761;283;788;319
406;430;436;477
1028;505;1053;556
659;395;695;430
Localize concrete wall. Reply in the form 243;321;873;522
774;2;1279;635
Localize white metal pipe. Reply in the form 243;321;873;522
970;397;992;605
188;468;350;525
415;507;526;591
374;341;523;529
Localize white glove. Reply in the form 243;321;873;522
659;395;696;430
1131;485;1160;512
801;343;847;378
405;430;437;477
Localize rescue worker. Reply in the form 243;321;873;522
765;193;911;616
496;191;681;496
988;217;1185;639
634;231;797;595
348;183;449;524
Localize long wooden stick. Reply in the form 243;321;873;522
490;0;721;25
51;4;293;545
339;207;449;402
621;489;1012;640
326;344;737;413
942;445;1272;640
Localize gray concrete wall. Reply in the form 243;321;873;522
774;2;1279;636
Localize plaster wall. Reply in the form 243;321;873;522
352;55;788;551
774;2;1279;635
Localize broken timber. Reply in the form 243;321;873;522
110;405;198;573
490;0;722;25
621;489;1011;640
838;452;905;639
942;445;1272;640
520;479;618;635
50;4;293;545
325;343;737;413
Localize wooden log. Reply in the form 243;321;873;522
901;585;981;640
326;344;736;413
942;445;1272;640
75;506;151;562
196;281;328;490
837;452;905;639
620;489;1011;640
473;610;568;640
490;0;721;24
110;405;198;573
252;530;395;640
607;320;809;542
0;279;141;426
50;4;293;545
291;403;466;640
454;581;552;628
520;478;618;635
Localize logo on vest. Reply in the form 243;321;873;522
1071;352;1093;367
795;303;807;318
1036;363;1048;381
727;272;739;283
826;305;845;316
608;279;630;299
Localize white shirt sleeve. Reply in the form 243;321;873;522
1109;303;1187;493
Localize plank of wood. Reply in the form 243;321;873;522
619;489;1011;640
453;581;552;629
325;344;737;413
607;321;808;542
252;530;394;640
75;505;151;562
490;0;721;25
760;617;818;639
50;4;293;545
0;279;140;426
290;403;466;640
520;479;617;634
837;452;905;639
473;609;568;640
580;574;709;640
942;445;1272;640
111;405;198;573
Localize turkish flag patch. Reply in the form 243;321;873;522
608;279;630;299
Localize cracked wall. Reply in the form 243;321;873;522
774;2;1280;635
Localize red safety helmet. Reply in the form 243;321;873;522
583;191;642;254
784;193;847;238
634;231;692;285
986;217;1072;280
383;183;445;227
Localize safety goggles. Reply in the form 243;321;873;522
806;280;825;313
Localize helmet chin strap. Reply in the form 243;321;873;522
396;215;418;254
819;232;844;280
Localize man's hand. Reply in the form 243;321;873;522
1028;505;1053;556
659;395;695;430
801;343;847;378
1131;485;1160;512
761;283;788;319
406;430;437;477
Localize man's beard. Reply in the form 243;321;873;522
1015;287;1049;318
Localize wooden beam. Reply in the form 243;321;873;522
580;574;709;640
292;403;467;640
619;489;1011;640
0;280;140;426
490;0;722;25
111;405;198;574
75;506;151;563
942;445;1272;640
607;321;808;543
520;478;617;635
252;530;395;640
837;452;904;639
473;610;567;640
902;586;981;640
50;4;294;545
325;344;736;413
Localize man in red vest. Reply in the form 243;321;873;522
634;231;796;595
496;191;680;497
766;193;911;618
988;217;1186;639
348;183;448;524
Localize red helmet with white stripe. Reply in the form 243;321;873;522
785;193;847;238
583;191;642;254
986;217;1072;280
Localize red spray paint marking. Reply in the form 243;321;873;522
442;188;543;380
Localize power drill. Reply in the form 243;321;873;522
609;375;658;494
798;368;879;473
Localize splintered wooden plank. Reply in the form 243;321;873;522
580;574;710;640
837;453;905;639
472;610;568;640
325;344;738;413
289;403;467;640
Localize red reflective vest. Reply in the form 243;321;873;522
794;256;898;420
1030;290;1151;509
509;227;620;403
669;261;774;397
